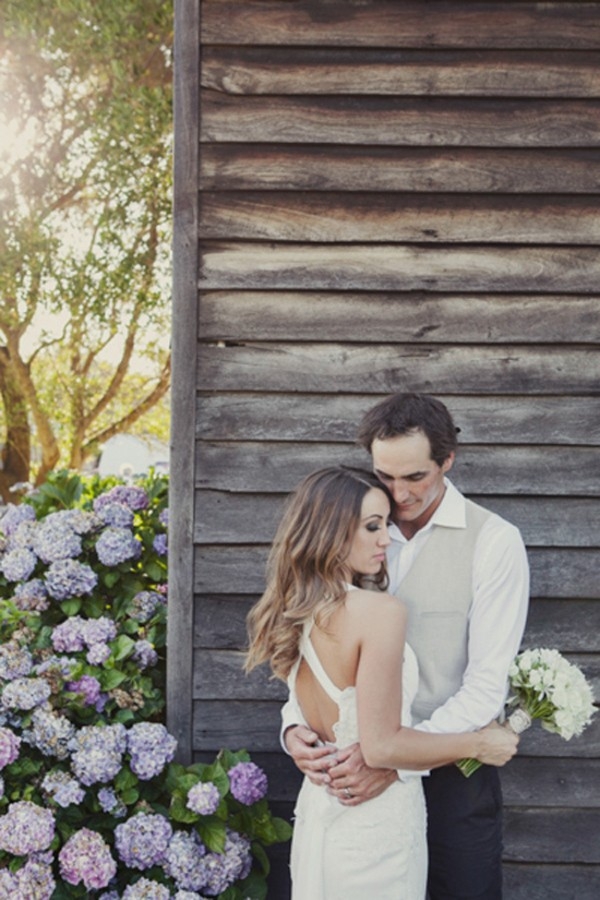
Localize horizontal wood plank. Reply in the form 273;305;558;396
194;492;600;547
199;243;600;291
195;442;600;496
201;93;600;147
196;394;600;443
201;3;600;50
202;47;600;97
194;546;600;598
200;146;600;193
502;864;600;900
197;344;600;394
504;808;600;863
502;756;600;808
192;698;600;754
199;192;600;244
198;293;600;343
195;597;600;655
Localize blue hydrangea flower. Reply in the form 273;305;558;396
227;761;268;805
186;781;221;816
126;723;177;780
97;787;127;818
95;527;142;566
52;617;87;652
122;878;171;899
132;640;158;669
129;590;164;623
86;642;111;665
1;677;51;711
84;617;117;645
0;725;20;768
96;501;135;528
115;812;173;869
32;519;82;564
59;828;117;890
70;723;127;786
94;485;149;513
200;830;252;896
0;503;36;536
0;547;37;582
25;706;77;759
42;770;86;807
13;577;49;611
0;800;55;855
0;643;33;680
152;533;167;556
164;830;208;892
45;559;98;600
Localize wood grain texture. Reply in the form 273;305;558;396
194;597;600;654
196;343;600;394
502;864;600;900
193;546;600;598
199;192;600;244
201;2;600;50
196;394;600;443
200;146;600;193
202;47;600;96
503;808;600;863
193;492;600;547
502;758;600;808
199;242;600;291
194;442;600;495
201;93;600;147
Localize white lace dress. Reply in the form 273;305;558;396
288;620;427;900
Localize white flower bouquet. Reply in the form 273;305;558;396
457;647;596;778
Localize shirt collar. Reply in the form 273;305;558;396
388;478;466;542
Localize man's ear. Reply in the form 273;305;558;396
441;452;455;475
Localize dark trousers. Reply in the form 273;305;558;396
423;764;503;900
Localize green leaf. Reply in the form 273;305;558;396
60;598;82;617
111;634;136;661
99;668;127;690
195;817;227;853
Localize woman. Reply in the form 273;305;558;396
245;467;518;899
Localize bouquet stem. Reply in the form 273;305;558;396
456;706;532;778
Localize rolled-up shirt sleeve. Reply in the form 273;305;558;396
416;517;530;735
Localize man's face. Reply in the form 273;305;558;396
371;430;454;538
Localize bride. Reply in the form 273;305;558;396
245;467;518;899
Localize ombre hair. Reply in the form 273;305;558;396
245;466;393;680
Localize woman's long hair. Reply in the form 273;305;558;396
245;466;392;680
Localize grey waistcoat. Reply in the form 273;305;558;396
393;498;492;724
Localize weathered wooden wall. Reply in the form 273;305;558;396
171;1;600;896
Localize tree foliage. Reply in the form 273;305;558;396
0;0;173;498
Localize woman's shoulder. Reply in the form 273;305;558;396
345;587;407;622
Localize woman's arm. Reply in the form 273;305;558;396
355;595;517;770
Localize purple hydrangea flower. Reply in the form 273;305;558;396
96;501;134;528
13;577;49;611
45;558;98;600
86;642;112;665
158;507;169;527
0;547;37;582
42;770;86;807
0;857;55;900
164;831;208;892
126;722;177;780
67;674;107;710
46;508;97;534
70;723;127;786
1;677;51;711
115;812;173;869
95;527;142;567
52;617;87;652
186;781;221;816
0;503;36;536
0;800;55;854
175;892;207;900
0;643;33;680
94;485;149;513
98;787;127;818
32;519;82;564
129;590;164;623
0;725;20;768
227;761;268;805
84;616;118;645
25;706;77;759
132;640;158;669
122;878;171;900
152;533;167;556
59;828;117;890
201;830;252;896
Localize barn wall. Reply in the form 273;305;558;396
171;1;600;896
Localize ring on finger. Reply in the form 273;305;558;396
343;787;352;799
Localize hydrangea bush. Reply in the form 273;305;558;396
0;471;290;898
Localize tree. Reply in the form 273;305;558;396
0;0;173;498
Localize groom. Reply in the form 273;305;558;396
282;392;530;899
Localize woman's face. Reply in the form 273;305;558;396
344;487;391;577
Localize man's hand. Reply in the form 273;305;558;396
326;743;398;806
284;725;338;786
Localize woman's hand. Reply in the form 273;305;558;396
475;720;520;767
284;725;338;786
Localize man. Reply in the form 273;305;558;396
282;392;529;899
